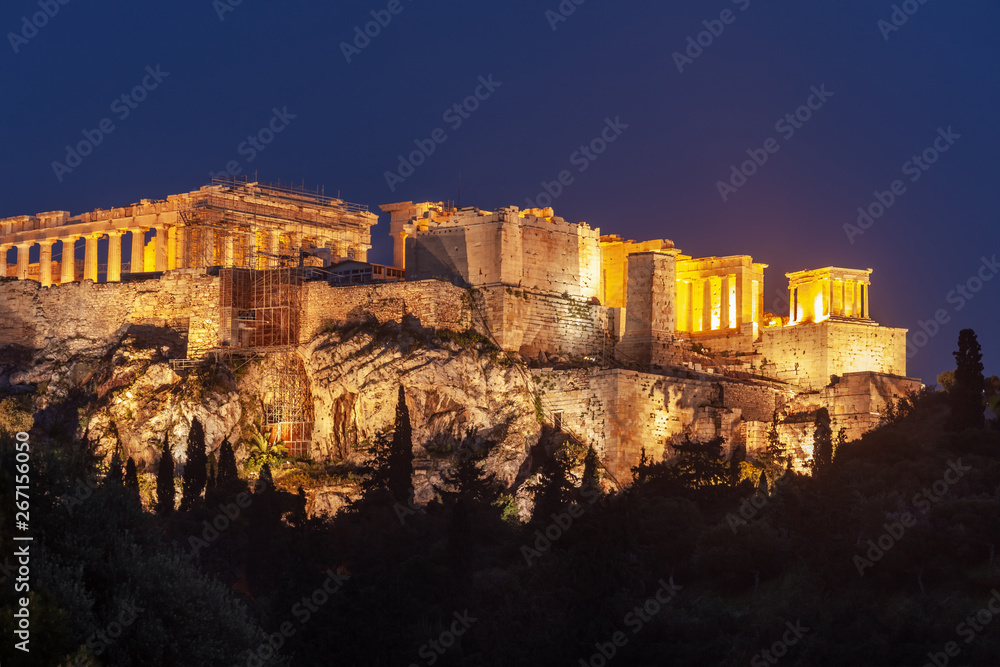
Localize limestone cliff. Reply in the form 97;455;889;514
303;321;540;503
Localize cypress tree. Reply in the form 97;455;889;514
217;438;239;486
106;451;124;486
386;385;414;503
180;418;207;511
124;457;141;508
812;408;833;475
156;437;175;515
949;328;985;430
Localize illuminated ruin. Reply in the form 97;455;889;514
0;185;920;478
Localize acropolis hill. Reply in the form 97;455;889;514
0;178;921;490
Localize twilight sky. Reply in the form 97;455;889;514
1;0;997;384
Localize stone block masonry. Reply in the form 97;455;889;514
300;279;480;343
0;269;221;357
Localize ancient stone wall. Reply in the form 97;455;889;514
0;269;221;357
758;319;907;390
534;367;785;482
300;279;479;343
480;286;610;358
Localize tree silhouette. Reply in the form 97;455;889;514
669;436;728;489
758;410;786;480
105;450;124;486
180;418;207;512
531;452;574;522
948;328;985;430
156;437;175;515
811;408;833;475
387;385;415;503
217;438;239;486
124;456;141;508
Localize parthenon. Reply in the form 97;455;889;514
0;177;377;284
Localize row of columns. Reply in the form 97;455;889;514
789;279;868;321
677;274;743;333
2;227;371;286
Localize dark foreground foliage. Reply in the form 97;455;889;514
2;386;1000;666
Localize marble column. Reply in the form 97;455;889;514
0;244;12;278
83;233;101;282
39;240;55;287
155;227;168;272
16;243;31;280
107;230;123;282
130;228;147;273
61;236;79;283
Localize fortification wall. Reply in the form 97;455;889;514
480;287;609;358
535;367;783;482
300;279;479;342
758;320;907;390
0;269;221;356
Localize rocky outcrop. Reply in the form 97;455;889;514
303;322;541;503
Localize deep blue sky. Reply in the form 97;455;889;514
1;0;997;384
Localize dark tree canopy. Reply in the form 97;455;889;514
812;408;833;475
949;328;985;430
386;385;414;503
217;438;239;486
124;456;140;507
180;418;207;512
156;437;175;515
